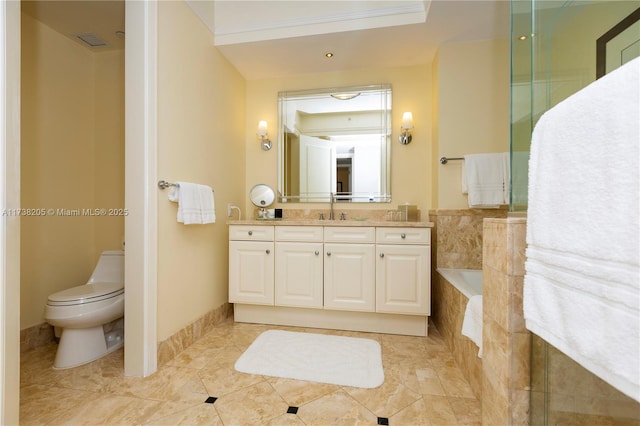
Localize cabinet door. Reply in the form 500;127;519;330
229;240;274;305
275;242;323;308
323;243;375;312
376;244;430;315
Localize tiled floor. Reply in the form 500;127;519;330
20;320;481;425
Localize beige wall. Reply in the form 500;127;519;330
245;64;433;216
156;1;245;341
435;38;510;209
245;38;510;215
94;51;125;252
19;0;510;353
20;13;125;329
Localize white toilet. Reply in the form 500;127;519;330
45;250;125;369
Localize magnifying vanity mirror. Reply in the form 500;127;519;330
278;84;392;203
250;184;276;219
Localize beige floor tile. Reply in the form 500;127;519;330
416;367;447;396
266;376;339;406
199;363;265;397
50;393;160;425
214;380;290;425
20;320;481;426
145;402;224;425
263;412;307;425
296;389;379;426
448;396;482;425
432;362;476;399
345;375;422;418
390;397;433;426
19;384;103;425
423;394;460;426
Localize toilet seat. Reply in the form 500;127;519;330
47;282;124;306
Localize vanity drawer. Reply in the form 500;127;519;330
229;225;274;241
376;227;430;245
324;227;375;243
275;226;323;242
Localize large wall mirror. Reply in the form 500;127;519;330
278;84;392;203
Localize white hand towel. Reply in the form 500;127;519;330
524;58;640;402
461;295;483;358
462;152;509;208
168;182;215;225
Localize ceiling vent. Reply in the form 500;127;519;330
74;33;109;48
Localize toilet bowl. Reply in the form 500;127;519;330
45;250;124;369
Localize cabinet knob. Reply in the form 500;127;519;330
401;233;406;239
248;230;253;236
326;252;331;257
265;249;270;254
315;250;320;255
380;253;385;258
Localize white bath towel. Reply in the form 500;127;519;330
168;181;215;225
524;58;640;402
461;295;483;358
462;152;509;208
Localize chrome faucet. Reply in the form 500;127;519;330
329;192;335;220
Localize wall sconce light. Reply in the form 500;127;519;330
257;120;271;151
399;112;413;145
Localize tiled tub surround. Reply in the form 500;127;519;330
433;213;640;425
429;208;509;403
428;208;508;270
432;271;484;400
481;217;530;425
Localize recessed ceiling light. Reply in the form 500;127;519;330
325;52;334;58
518;35;527;41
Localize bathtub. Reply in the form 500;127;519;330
436;268;482;299
433;267;484;397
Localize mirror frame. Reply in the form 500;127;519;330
249;184;276;207
277;84;392;203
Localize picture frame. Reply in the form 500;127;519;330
596;7;640;79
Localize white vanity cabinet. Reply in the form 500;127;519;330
274;226;323;308
229;221;432;336
229;225;275;305
375;227;431;315
323;227;375;312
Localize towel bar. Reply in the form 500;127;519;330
158;180;214;192
439;156;464;165
158;180;178;190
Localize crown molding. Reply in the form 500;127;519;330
214;3;428;46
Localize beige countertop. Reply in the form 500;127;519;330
227;219;433;228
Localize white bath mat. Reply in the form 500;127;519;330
234;330;384;388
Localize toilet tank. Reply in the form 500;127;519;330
87;250;124;284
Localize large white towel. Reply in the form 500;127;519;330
461;295;483;358
524;58;640;402
462;152;509;208
168;181;216;225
